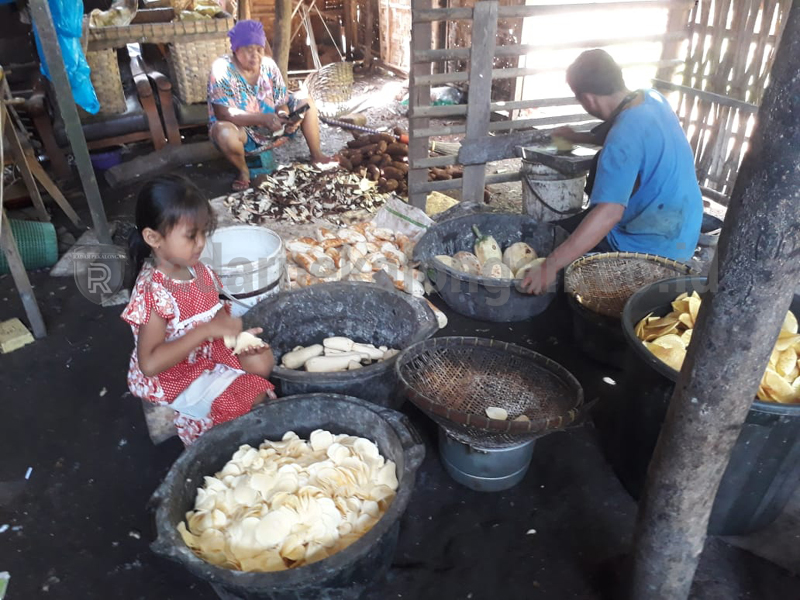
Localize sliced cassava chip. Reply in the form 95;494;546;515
179;429;400;572
485;406;508;420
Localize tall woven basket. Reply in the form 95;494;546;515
168;37;231;104
85;49;126;114
305;62;354;118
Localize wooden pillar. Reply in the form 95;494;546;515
407;0;433;209
273;0;293;80
364;0;375;69
237;0;251;20
460;1;497;205
29;0;112;246
629;3;800;598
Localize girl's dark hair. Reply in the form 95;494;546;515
128;174;216;283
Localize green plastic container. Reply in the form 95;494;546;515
0;219;59;274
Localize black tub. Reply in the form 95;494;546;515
243;282;438;408
567;294;627;368
150;394;425;600
413;213;569;322
608;276;800;535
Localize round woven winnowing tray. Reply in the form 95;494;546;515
396;337;584;448
565;252;698;319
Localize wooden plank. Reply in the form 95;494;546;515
411;155;458;168
2;109;49;223
414;113;595;138
0;209;46;339
459;129;549;165
489;113;594;131
415;58;685;86
407;0;432;209
410;96;577;118
415;171;522;194
413;0;694;23
460;1;497;205
653;79;759;113
27;160;82;227
414;31;689;62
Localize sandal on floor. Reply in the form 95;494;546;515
232;178;250;192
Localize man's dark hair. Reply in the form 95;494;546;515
566;49;626;96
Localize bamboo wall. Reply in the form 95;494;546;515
661;0;793;198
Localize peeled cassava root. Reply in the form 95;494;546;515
281;337;400;372
433;232;546;281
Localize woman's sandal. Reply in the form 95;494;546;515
232;177;250;192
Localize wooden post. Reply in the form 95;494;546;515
407;0;433;209
629;4;800;598
2;108;49;223
237;0;251;20
364;0;375;69
273;0;293;80
29;0;113;246
460;1;497;205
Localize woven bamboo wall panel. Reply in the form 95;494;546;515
168;37;231;104
379;0;411;69
86;49;126;114
674;0;792;196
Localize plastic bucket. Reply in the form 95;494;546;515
150;394;425;600
607;276;800;535
521;161;586;222
200;225;285;317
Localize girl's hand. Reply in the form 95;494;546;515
239;328;272;356
204;310;243;340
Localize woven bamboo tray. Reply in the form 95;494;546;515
396;337;584;448
87;18;233;51
564;252;699;319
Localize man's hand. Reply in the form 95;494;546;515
551;126;581;144
520;258;559;295
259;112;283;132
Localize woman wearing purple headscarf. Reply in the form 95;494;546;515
208;20;333;191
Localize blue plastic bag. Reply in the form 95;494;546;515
32;0;100;114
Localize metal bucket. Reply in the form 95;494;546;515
521;161;586;222
200;225;286;317
438;428;535;492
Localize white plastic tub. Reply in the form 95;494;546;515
200;225;285;316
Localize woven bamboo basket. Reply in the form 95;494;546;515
86;49;126;114
168;36;230;104
564;252;699;319
305;62;354;118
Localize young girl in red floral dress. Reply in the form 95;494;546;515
122;175;275;445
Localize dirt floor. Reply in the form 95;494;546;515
0;69;797;600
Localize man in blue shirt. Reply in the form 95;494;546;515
522;49;703;294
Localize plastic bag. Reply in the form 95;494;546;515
370;197;434;242
33;0;100;114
